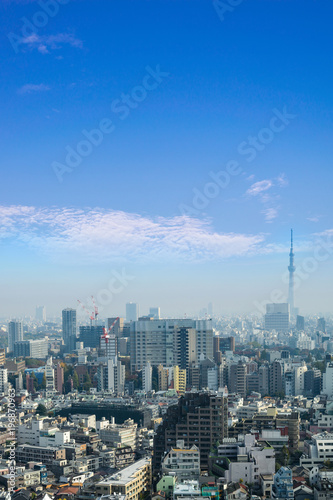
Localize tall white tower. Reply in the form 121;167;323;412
288;229;296;316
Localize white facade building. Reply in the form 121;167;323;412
143;361;152;392
322;362;333;399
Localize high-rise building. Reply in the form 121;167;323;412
174;327;197;379
229;361;247;397
107;317;125;337
100;334;117;360
130;318;213;374
126;302;139;322
79;325;104;348
45;356;55;395
158;364;169;391
13;339;48;359
288;229;296;316
296;315;305;331
35;306;46;323
173;365;186;394
264;303;289;332
219;336;235;353
317;317;326;332
62;308;77;352
55;362;64;394
143;361;152;392
153;392;228;472
149;307;160;319
97;359;125;394
8;321;23;353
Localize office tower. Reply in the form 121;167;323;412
126;302;139;322
100;333;117;359
229;361;247;397
317;317;326;332
98;359;125;394
174;327;197;379
8;321;23;353
107;317;125;337
264;303;289;331
288;229;296;316
130;319;213;373
296;315;305;331
207;302;213;317
79;325;105;348
200;358;218;391
13;339;48;359
143;361;152;392
304;369;321;397
153;392;228;472
149;307;160;319
219;336;235;353
62;308;77;352
35;305;46;323
213;336;221;364
259;365;269;395
269;360;284;395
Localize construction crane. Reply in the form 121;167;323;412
101;317;119;345
77;296;98;327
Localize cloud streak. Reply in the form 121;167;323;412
21;33;83;54
0;205;270;264
18;83;50;94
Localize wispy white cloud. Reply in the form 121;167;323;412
246;180;273;196
262;208;278;223
0;205;271;264
307;216;321;223
21;33;83;54
245;175;288;223
18;83;50;94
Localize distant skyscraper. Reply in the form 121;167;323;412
62;308;77;352
149;307;160;319
288;229;296;316
317;317;326;332
8;321;23;353
35;305;46;323
126;302;139;322
296;315;305;331
264;303;289;331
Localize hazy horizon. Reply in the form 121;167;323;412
1;0;333;318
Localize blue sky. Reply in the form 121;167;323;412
1;0;333;318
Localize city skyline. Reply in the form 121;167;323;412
1;0;333;316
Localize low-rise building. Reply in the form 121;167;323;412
95;457;151;500
161;441;200;481
301;432;333;468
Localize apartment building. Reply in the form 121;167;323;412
95;457;151;500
